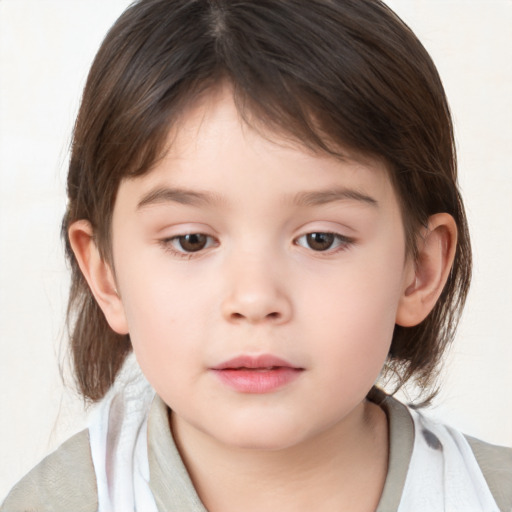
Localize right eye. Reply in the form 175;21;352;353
163;233;217;254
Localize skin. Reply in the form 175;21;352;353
70;88;457;511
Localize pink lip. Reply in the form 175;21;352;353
211;355;303;393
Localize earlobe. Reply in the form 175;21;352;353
396;213;457;327
68;220;129;335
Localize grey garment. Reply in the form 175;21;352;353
1;430;98;512
375;394;512;512
2;394;511;512
147;398;208;511
467;434;512;512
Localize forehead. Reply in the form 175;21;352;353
118;88;398;213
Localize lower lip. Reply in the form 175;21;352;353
212;367;302;393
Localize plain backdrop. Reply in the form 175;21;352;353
1;0;511;500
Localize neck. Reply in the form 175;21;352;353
171;400;389;512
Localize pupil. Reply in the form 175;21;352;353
179;234;207;252
307;232;334;251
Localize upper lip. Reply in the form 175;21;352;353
211;354;301;370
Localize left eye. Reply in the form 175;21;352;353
295;232;351;252
168;233;216;253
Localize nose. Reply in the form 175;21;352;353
220;254;292;325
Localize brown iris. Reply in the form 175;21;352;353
306;232;335;251
177;234;208;252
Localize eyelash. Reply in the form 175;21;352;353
159;231;354;259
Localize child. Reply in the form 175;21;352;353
2;0;511;510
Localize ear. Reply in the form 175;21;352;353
68;220;129;335
396;213;457;327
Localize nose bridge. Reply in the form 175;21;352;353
221;240;292;324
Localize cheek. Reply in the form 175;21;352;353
115;259;217;386
302;248;406;374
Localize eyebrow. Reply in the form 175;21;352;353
136;186;378;210
137;187;222;210
293;188;378;208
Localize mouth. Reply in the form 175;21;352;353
211;354;304;393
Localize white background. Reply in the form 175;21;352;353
1;0;511;500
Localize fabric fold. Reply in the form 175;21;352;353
398;408;500;511
88;353;158;512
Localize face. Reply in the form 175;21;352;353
109;90;413;451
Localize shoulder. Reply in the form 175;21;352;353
1;429;98;512
465;434;512;512
373;390;512;512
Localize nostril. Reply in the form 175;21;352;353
229;311;281;321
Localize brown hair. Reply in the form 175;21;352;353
63;0;471;402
